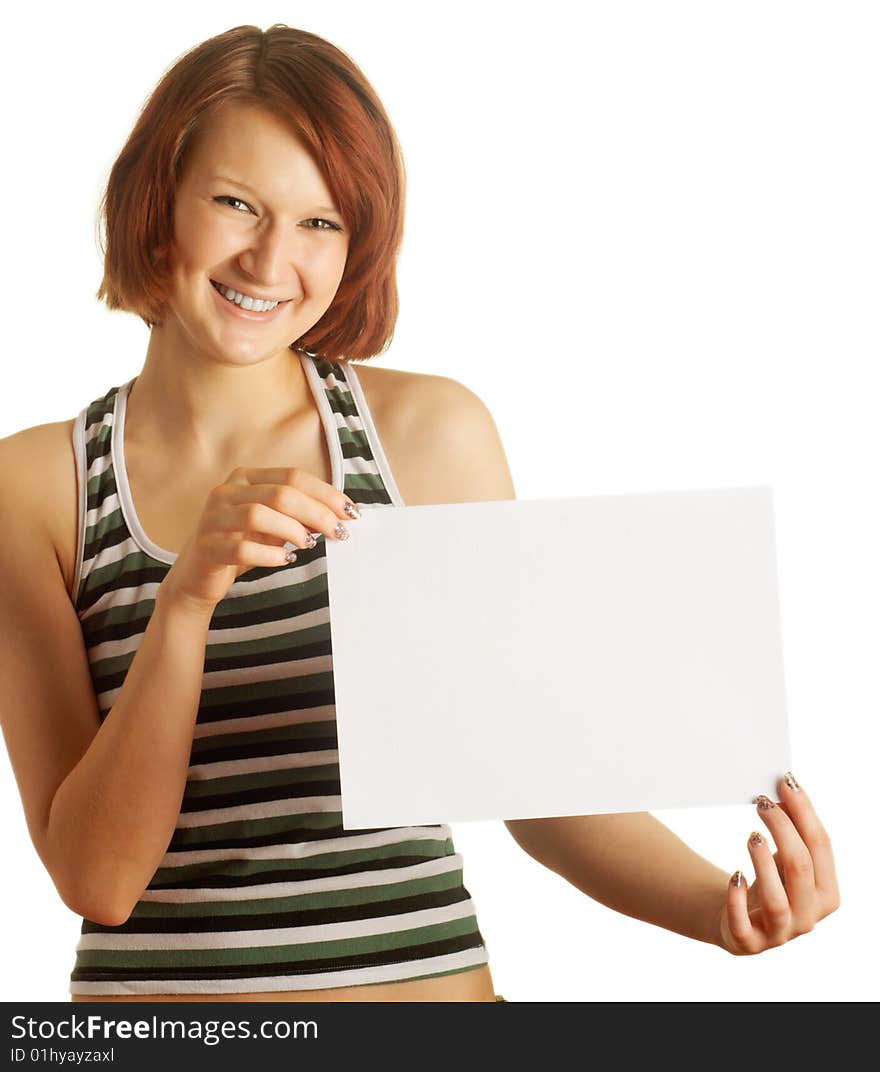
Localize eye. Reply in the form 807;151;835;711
214;195;252;213
213;197;343;231
303;217;344;232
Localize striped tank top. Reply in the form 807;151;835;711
67;352;490;997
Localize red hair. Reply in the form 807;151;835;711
95;24;406;362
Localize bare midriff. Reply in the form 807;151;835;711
70;963;497;1002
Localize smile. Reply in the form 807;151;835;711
209;279;292;321
210;279;289;311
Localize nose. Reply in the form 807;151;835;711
236;220;305;298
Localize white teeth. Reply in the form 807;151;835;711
213;280;279;312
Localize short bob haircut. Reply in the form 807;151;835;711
95;24;406;363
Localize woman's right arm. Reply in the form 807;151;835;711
0;434;358;927
47;590;215;926
0;431;215;926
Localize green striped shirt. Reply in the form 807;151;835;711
68;352;489;996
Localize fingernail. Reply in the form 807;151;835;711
749;831;763;847
282;541;298;564
730;870;744;888
333;522;350;540
344;502;362;520
305;533;318;549
784;771;800;791
753;794;776;811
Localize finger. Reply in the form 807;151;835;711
229;532;302;577
748;829;791;945
752;793;817;927
225;496;349;546
229;465;360;517
220;533;294;572
777;772;841;913
241;482;358;525
725;870;761;954
226;480;358;539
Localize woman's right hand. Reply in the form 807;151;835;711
157;466;362;618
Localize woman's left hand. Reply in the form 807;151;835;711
717;772;841;955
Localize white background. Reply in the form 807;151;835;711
1;0;877;1001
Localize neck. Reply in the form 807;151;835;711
126;326;314;469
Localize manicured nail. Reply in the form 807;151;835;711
305;533;318;549
344;502;363;520
784;771;800;791
730;870;744;888
749;831;763;847
333;522;350;540
753;794;776;811
282;541;298;564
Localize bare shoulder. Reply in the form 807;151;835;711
349;361;516;506
0;419;79;601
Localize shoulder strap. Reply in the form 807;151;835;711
311;356;405;507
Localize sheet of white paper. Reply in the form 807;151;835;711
326;485;790;828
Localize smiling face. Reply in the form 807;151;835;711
163;100;350;365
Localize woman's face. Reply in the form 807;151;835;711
165;101;349;364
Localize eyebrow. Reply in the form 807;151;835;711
212;175;341;215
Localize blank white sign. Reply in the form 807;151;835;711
326;486;790;829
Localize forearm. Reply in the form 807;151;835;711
47;587;213;924
510;811;731;948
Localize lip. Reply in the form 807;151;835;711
209;278;291;322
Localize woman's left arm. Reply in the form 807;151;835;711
409;380;840;956
505;773;841;955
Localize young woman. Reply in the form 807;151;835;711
0;24;839;1002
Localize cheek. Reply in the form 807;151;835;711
328;245;350;291
300;245;348;300
172;207;224;272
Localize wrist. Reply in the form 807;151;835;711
710;892;744;955
154;582;216;629
703;882;735;953
709;898;728;951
